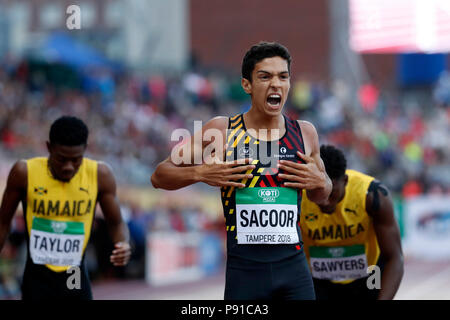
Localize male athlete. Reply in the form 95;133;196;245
300;145;404;300
0;116;131;300
151;42;332;300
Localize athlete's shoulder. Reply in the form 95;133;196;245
11;159;28;174
6;159;28;189
204;116;229;130
96;161;117;192
296;120;318;134
82;157;98;166
346;169;374;182
296;120;319;156
26;157;47;165
96;161;113;176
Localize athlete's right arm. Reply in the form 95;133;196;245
150;117;255;190
0;160;27;252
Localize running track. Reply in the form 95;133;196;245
92;257;450;300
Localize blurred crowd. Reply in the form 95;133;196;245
289;76;450;199
1;58;449;196
0;56;449;297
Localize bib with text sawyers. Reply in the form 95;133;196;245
309;244;368;281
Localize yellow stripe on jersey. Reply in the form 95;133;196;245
231;130;246;147
227;186;235;198
230;118;241;127
249;176;260;188
230;114;240;122
227;123;243;143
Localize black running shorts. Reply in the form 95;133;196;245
224;251;315;300
21;260;93;300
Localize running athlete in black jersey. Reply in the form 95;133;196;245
151;42;332;300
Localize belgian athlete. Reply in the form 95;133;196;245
300;145;404;299
151;42;332;300
0;116;131;300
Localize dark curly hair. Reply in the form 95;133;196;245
49;116;88;146
242;41;292;82
320;144;347;180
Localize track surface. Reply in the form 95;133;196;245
91;257;450;300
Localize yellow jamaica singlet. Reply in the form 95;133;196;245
25;157;98;272
300;169;380;284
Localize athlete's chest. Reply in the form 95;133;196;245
27;177;97;219
302;201;371;244
227;137;304;187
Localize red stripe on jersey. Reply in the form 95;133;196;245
266;174;276;187
283;137;293;150
287;131;302;153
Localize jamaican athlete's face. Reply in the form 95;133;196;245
242;56;290;116
319;174;348;214
47;142;86;182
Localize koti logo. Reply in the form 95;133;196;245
258;189;279;202
328;247;345;258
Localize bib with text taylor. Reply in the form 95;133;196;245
236;187;299;244
309;244;368;281
29;217;85;267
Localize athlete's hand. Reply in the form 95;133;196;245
196;156;255;188
278;151;327;190
110;241;131;267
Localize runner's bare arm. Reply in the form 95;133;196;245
366;181;404;300
150;117;255;190
97;162;131;267
278;121;331;205
0;160;27;252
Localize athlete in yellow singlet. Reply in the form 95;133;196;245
300;145;404;300
0;116;131;300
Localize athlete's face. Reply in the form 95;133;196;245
47;142;86;182
242;56;290;116
319;175;348;213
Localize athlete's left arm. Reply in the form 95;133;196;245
97;162;131;267
366;180;404;300
278;121;332;205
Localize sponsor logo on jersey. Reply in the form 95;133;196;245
258;189;280;202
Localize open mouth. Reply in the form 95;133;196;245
267;94;282;108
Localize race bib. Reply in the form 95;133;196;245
30;217;85;267
235;187;299;244
309;244;368;281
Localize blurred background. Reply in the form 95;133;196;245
0;0;449;300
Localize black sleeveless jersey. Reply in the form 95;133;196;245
221;113;306;262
